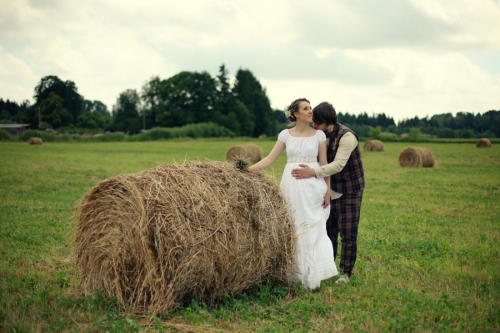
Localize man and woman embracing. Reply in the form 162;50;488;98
250;99;365;289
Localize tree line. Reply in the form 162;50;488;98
0;65;276;138
395;112;500;138
337;110;499;140
0;65;498;139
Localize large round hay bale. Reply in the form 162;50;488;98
398;147;435;167
28;137;43;145
363;140;384;152
476;138;491;148
72;161;295;315
226;143;262;163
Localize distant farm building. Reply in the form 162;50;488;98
0;124;31;136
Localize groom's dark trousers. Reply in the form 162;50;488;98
327;191;363;276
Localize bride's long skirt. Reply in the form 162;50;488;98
280;162;338;289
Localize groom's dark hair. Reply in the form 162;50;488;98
313;102;337;125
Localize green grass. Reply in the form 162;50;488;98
0;140;499;332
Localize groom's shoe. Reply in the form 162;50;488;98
335;274;350;284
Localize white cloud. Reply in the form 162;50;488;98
409;0;500;50
263;49;500;121
0;46;38;101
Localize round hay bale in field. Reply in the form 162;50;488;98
476;138;491;148
71;161;295;315
398;147;435;167
226;143;262;163
244;143;263;163
28;137;43;145
363;140;384;152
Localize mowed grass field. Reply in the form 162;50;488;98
0;139;499;332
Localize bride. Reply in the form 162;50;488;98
249;98;338;289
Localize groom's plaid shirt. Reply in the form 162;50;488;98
327;123;365;194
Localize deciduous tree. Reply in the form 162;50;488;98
154;71;219;127
32;75;83;127
112;89;142;133
39;92;71;128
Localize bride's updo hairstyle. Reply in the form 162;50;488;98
284;98;310;123
312;102;337;125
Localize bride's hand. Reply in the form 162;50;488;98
322;191;330;208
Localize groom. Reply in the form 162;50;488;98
291;102;365;283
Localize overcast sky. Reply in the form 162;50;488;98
1;0;499;122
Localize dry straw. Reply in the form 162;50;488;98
476;138;491;148
28;137;43;145
398;147;435;167
363;140;384;152
71;161;295;316
226;143;262;164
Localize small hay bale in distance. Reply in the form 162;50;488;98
72;161;295;315
28;137;43;145
476;138;491;148
398;147;435;167
226;143;262;163
363;140;384;152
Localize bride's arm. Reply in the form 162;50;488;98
319;141;331;208
249;140;285;171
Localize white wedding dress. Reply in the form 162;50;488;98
279;129;338;289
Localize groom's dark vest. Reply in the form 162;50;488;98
327;123;365;193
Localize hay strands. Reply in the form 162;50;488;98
231;156;251;171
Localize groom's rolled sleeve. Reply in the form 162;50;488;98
314;132;358;178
